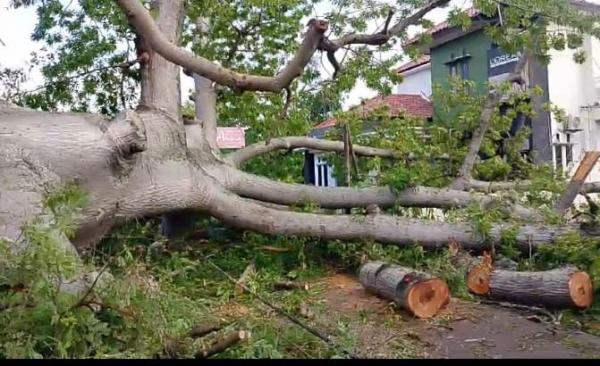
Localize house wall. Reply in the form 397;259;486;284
396;63;432;97
547;30;600;183
430;30;492;101
428;27;556;163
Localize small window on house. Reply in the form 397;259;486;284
314;156;337;187
555;134;563;169
447;50;470;79
555;145;563;168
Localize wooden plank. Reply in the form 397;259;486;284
554;151;600;214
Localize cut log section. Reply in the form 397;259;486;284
467;265;594;309
465;252;493;295
273;281;309;291
358;261;450;319
195;330;250;359
189;324;221;339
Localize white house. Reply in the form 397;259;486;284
395;55;433;98
547;27;600;184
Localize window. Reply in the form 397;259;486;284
446;49;471;79
566;133;573;165
314;156;337;187
555;134;563;169
554;133;574;171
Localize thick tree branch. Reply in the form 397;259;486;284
226;136;400;167
117;0;447;93
460;179;600;196
192;74;218;151
212;166;538;219
205;184;571;252
452;52;531;191
555;151;600;214
321;0;450;52
117;0;328;92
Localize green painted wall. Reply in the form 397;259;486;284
431;30;492;115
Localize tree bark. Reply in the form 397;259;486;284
195;330;250;359
467;265;594;309
3;1;600;264
215;166;539;218
189;324;221;339
116;0;447;93
137;0;184;119
273;281;309;291
0;103;584;254
358;261;450;318
226;136;400;167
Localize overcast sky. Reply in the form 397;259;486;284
0;0;466;109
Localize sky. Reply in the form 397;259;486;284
0;0;470;110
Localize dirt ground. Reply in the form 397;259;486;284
314;273;600;359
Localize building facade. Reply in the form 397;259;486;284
305;1;600;187
410;3;600;180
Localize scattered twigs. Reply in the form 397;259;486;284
477;299;560;324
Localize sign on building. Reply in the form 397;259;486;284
217;127;246;149
488;46;520;82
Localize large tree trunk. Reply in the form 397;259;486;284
2;0;599;261
0;103;589;253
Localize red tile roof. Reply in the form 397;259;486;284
395;55;431;74
314;94;433;129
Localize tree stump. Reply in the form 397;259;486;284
467;265;594;309
358;261;450;318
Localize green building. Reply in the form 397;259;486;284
407;8;553;163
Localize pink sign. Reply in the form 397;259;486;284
217;127;246;149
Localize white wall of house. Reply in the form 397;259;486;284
396;63;432;97
547;29;600;186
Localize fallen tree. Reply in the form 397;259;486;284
1;0;600;259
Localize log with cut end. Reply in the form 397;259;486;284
358;261;450;319
273;281;309;291
467;265;594;309
195;330;250;359
189;324;221;339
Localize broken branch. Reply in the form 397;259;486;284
226;136;400;167
117;0;327;92
555;151;600;214
452;51;530;188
